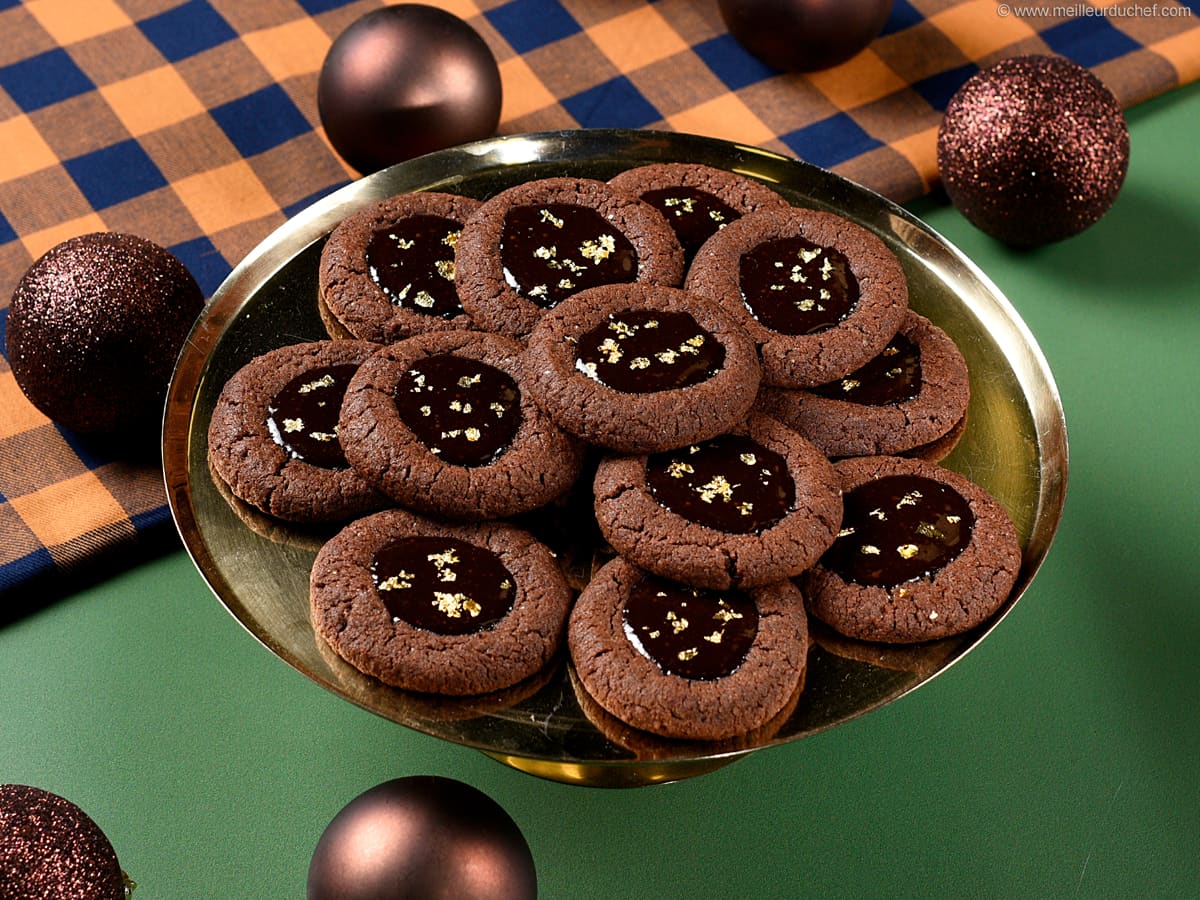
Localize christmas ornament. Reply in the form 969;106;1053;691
937;54;1129;246
0;784;130;899
6;232;204;437
307;776;536;900
318;5;502;174
717;0;892;72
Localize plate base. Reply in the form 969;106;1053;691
482;750;743;788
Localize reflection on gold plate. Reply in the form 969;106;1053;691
163;129;1067;788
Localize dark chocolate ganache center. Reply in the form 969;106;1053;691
574;308;725;393
646;434;795;534
371;536;515;635
639;187;740;262
820;474;975;587
739;236;859;335
267;363;357;469
393;353;521;467
365;215;464;319
809;332;922;405
500;202;638;308
623;575;759;680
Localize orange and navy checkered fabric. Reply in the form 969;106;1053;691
1;0;1197;592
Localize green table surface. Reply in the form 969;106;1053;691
3;84;1198;898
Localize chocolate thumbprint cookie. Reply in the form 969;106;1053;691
607;162;790;264
311;508;571;695
804;455;1022;643
338;330;585;519
686;207;908;388
318;192;481;342
207;340;387;522
593;413;842;590
524;283;761;453
755;311;970;460
568;557;809;741
454;177;685;339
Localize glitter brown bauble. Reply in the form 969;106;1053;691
307;777;536;900
318;5;502;174
937;54;1129;246
6;232;204;436
0;784;127;899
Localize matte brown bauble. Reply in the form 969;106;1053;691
307;777;537;900
318;5;502;174
6;232;204;437
0;784;128;899
937;54;1130;246
718;0;893;72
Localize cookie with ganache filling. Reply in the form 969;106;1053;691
524;283;760;453
567;556;809;741
310;507;571;695
755;311;970;460
454;177;685;340
803;455;1021;643
314;623;562;723
338;329;585;519
566;653;804;757
207;340;388;523
685;206;908;388
607;162;791;265
592;412;842;590
317;191;481;343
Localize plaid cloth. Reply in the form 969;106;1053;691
1;0;1197;594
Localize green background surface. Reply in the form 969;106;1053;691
3;83;1197;898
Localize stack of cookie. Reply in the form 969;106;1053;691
207;164;1021;743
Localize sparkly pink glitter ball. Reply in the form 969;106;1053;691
937;55;1129;246
0;785;127;899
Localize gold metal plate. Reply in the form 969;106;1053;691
163;129;1067;788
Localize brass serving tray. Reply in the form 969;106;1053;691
163;129;1067;788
